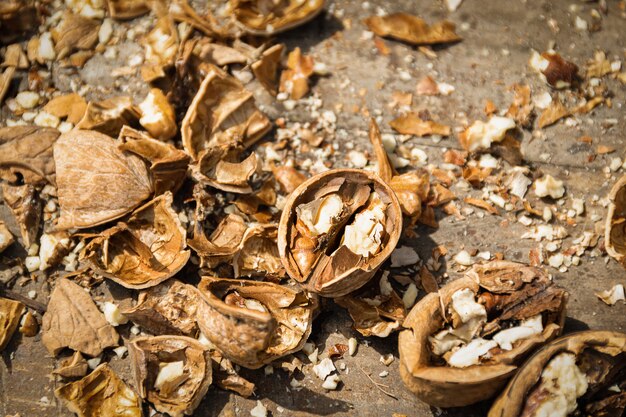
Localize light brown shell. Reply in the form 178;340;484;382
231;0;325;36
195;277;317;369
277;168;402;297
0;297;24;351
605;174;626;266
489;331;626;417
398;261;567;407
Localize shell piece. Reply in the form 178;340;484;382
398;260;568;407
0;297;24;351
251;43;284;96
0;126;60;185
605;175;626;266
53;129;152;230
42;279;119;357
210;350;255;397
55;363;143;417
230;0;325;36
1;182;41;247
279;47;314;100
364;13;462;45
128;336;212;417
107;0;149;20
122;280;201;336
138;88;177;141
489;331;626;417
83;192;190;289
140;15;179;82
75;97;141;138
195;277;317;369
278;169;402;297
192;147;258;194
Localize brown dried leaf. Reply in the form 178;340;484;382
537;98;569;128
195;277;317;368
182;66;271;160
107;0;149;20
252;43;284;96
122;280;200;336
55;364;143;417
364;13;462;45
76;96;141;138
118;126;190;195
279;47;314;100
42;279;119;357
44;93;88;125
2;183;41;247
0;125;60;185
0;297;24;350
51;12;100;60
390;112;451;137
129;336;211;417
141;15;178;82
138;88;177;141
53;351;89;379
83;192;190;289
230;0;325;35
272;165;308;194
53;129;152;229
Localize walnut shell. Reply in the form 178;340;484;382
230;0;325;36
489;331;626;417
277;169;402;298
398;261;568;407
605;175;626;266
195;277;317;369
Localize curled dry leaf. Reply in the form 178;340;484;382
51;12;100;60
53;129;152;230
537;98;569;128
278;168;402;297
364;13;462;45
107;0;149;20
489;331;626;417
43;93;88;125
83;192;190;289
252;43;285;96
605;175;626;267
335;272;406;337
390;112;451;137
398;260;568;407
141;15;179;82
195;277;317;368
128;336;212;417
0;125;60;185
42;278;119;357
210;350;256;397
55;363;143;417
279;47;314;100
118;126;190;195
192;147;258;193
122;280;200;336
138;88;177;141
182;66;271;160
0;297;24;351
2;183;41;247
53;351;89;379
76;96;141;138
230;0;325;35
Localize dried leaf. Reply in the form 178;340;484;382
2;183;41;247
42;279;119;357
128;336;212;417
53;351;89;379
230;0;325;35
107;0;149;19
181;66;271;160
55;364;143;417
195;277;317;368
364;13;462;45
84;192;190;289
51;12;100;60
390;112;451;137
279;47;314;100
0;297;24;351
43;93;88;125
0;125;60;185
141;15;178;82
537;98;569;128
53;129;152;230
138;88;177;141
122;280;200;336
252;43;284;96
118;126;190;195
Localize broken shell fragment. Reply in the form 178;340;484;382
533;174;565;199
230;0;325;36
529;50;579;89
489;331;626;417
195;277;317;369
606;175;626;267
0;125;60;185
75;96;141;138
128;336;212;417
83;192;190;289
53;351;89;379
364;13;462;46
55;363;143;417
0;221;14;253
278;169;402;297
141;15;179;82
107;0;149;20
2;182;42;247
399;260;568;407
138;88;177;141
0;297;24;351
459;116;516;152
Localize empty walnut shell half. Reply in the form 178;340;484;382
605;175;626;267
398;260;568;407
230;0;325;36
489;331;626;417
277;169;402;298
195;277;318;369
128;335;212;417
